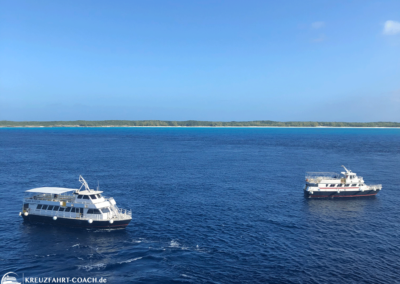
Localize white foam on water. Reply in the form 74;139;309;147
77;263;106;271
72;244;80;247
118;257;142;264
35;254;56;258
169;240;180;248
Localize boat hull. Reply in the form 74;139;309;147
304;189;380;198
22;214;131;228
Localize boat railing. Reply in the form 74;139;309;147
24;196;75;203
368;184;382;190
114;208;132;220
29;207;132;220
305;172;340;181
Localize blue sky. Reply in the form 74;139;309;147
1;0;400;122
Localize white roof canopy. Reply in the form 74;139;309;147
78;190;103;195
25;187;77;194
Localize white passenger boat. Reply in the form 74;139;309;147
20;176;132;228
304;166;382;198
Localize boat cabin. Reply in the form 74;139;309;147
23;186;119;221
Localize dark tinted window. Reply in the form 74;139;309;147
42;205;48;210
53;206;59;211
87;209;101;214
79;208;83;213
96;194;101;198
90;195;97;199
37;204;42;209
48;206;54;210
330;184;335;187
59;207;65;211
101;208;110;213
65;207;71;212
77;195;83;199
83;195;90;199
345;184;350;187
71;208;76;213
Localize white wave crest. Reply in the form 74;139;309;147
118;257;142;264
77;263;106;271
170;240;180;247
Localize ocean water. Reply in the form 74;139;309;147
0;127;400;283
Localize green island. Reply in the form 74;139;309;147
1;120;400;127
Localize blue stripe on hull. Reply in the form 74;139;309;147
304;190;380;198
22;214;131;228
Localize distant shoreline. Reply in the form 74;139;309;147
1;120;400;128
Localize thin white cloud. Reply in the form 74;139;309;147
383;20;400;35
312;34;326;42
311;21;325;29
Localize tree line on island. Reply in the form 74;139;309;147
1;120;400;127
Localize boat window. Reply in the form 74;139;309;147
101;208;110;213
42;205;48;210
37;204;42;209
96;194;101;198
53;206;60;211
87;209;93;214
65;207;71;212
345;184;350;187
77;195;83;199
93;209;101;214
83;195;90;200
351;184;357;187
330;184;335;187
59;207;65;211
90;195;97;200
79;208;83;214
48;206;54;210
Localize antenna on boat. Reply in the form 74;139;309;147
78;175;92;193
341;165;350;173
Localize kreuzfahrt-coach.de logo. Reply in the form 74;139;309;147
1;272;21;284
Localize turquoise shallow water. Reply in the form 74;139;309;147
0;127;400;283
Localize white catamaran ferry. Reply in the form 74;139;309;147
20;176;132;228
304;166;382;198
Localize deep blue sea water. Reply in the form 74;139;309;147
1;127;400;283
